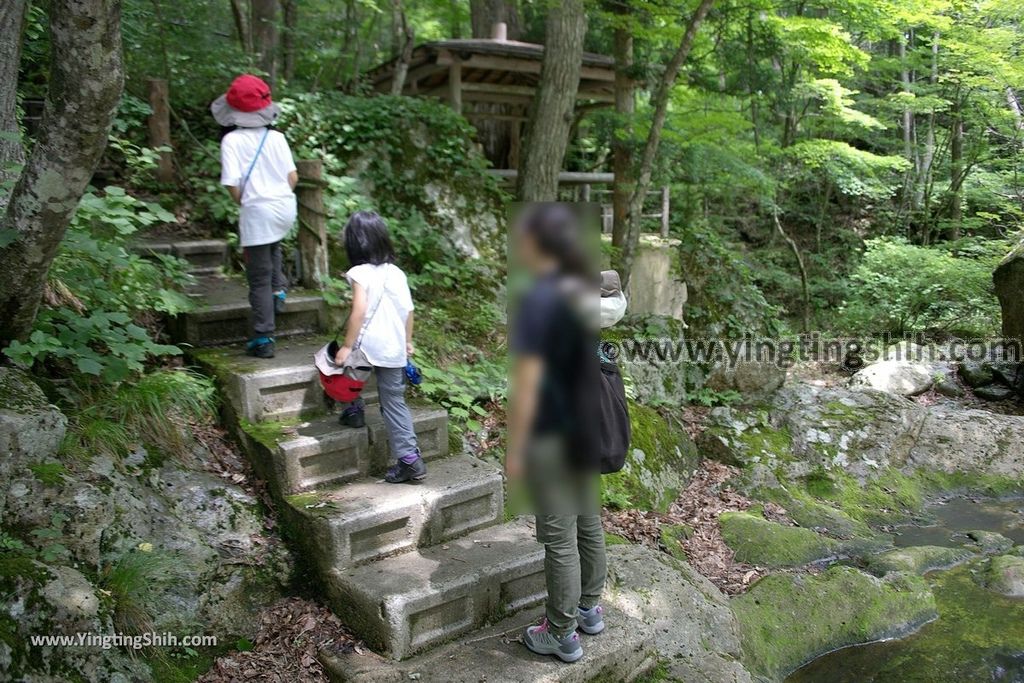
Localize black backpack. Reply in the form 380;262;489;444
597;360;630;474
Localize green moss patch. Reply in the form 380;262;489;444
601;401;698;512
720;511;838;567
734;566;936;680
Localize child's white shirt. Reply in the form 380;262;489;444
220;127;297;247
347;263;414;368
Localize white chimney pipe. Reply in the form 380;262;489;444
492;22;507;41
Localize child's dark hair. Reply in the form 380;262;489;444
343;211;396;266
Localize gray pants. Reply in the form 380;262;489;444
345;366;419;461
244;241;287;338
526;436;607;637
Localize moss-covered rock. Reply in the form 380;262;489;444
866;545;972;576
601;401;699;512
720;511;838;567
983;554;1024;597
733;566;937;681
965;529;1014;554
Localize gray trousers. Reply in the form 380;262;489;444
244;241;287;338
346;366;419;461
526;436;607;637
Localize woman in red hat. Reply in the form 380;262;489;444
211;74;298;359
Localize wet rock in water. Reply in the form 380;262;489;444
605;544;753;683
973;383;1016;401
849;359;934;397
985;554;1024;597
732;565;937;681
719;511;838;568
966;530;1015;554
866;545;972;576
958;359;996;388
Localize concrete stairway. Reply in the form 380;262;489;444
155;235;652;681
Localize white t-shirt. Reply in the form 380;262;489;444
347;263;414;368
220;127;297;247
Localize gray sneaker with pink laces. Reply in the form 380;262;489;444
577;604;605;635
522;618;583;662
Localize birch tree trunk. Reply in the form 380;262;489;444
0;0;124;349
515;0;586;201
617;0;715;286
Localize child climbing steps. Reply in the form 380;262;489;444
324;211;426;484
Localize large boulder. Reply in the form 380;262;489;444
601;401;699;512
605;544;753;683
732;566;936;681
849;359;935;396
700;383;1024;484
704;342;786;403
994;238;1024;343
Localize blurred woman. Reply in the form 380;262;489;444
506;203;606;663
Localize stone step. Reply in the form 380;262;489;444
133;238;229;274
283;454;503;572
324;518;546;660
319;605;656;683
239;408;450;495
192;337;382;423
170;274;326;347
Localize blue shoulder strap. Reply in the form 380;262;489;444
239;128;270;199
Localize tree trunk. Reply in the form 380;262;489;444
0;0;28;191
281;0;297;80
617;0;715;286
0;0;124;349
230;0;252;53
515;0;586;201
609;2;635;254
390;7;416;95
947;96;963;240
470;0;521;40
251;0;278;83
774;203;811;333
915;32;939;234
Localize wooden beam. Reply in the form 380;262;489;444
436;51;617;83
486;169;615;184
460;81;614;103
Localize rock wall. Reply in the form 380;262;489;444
994;238;1024;342
0;368;291;681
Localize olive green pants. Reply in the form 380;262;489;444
527;436;607;637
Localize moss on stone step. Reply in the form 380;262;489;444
733;566;937;681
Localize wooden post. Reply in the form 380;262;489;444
581;183;591;202
296;160;328;289
660;185;670;237
147;78;174;183
448;60;462;114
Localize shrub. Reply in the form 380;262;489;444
839;236;1008;338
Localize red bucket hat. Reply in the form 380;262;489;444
226;74;273;113
210;74;281;128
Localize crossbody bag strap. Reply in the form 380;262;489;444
239;127;270;200
353;267;391;350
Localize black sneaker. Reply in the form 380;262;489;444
385;457;427;484
338;408;365;428
246;337;275;359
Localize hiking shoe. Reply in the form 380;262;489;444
384;457;427;484
522;618;583;663
338;406;365;428
577;605;604;635
246;337;275;359
274;290;287;314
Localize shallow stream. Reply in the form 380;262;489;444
785;497;1024;683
